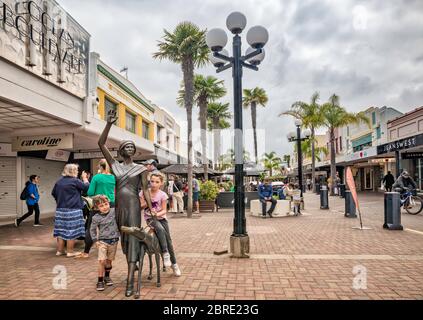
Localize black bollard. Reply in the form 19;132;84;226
315;183;320;195
320;185;329;209
344;190;357;218
383;192;403;230
339;184;346;198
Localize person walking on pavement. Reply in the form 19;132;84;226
171;176;184;214
258;178;276;218
78;159;116;259
383;171;395;192
15;175;43;227
192;175;201;213
306;178;312;191
52;164;90;258
167;175;175;212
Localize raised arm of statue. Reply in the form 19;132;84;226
98;109;118;168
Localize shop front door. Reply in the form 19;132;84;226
364;167;374;190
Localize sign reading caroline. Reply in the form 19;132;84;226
12;133;73;151
0;0;90;98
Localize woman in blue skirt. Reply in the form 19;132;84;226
52;164;90;257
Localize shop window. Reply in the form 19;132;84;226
339;137;342;151
105;98;117;122
156;125;163;144
125;111;136;133
347;126;349;136
142;121;150;140
372;112;376;125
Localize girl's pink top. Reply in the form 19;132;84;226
139;189;168;220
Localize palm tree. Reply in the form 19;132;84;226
294;138;328;162
283;154;291;168
321;94;370;195
242;87;268;164
281;92;324;188
207;102;232;170
262;151;282;177
219;148;250;171
153;22;209;217
178;75;226;180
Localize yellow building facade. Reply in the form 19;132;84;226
96;63;155;142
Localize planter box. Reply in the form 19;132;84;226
217;192;260;209
199;200;216;212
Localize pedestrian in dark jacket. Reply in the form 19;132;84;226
393;170;417;193
52;164;89;257
382;171;395;192
258;178;276;218
15;175;42;227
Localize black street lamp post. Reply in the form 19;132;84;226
287;120;311;198
206;12;269;258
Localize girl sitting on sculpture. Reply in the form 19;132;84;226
139;173;181;277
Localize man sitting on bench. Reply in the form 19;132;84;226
258;178;276;218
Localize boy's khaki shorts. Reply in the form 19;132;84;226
97;241;118;261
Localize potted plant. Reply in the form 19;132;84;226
199;180;220;212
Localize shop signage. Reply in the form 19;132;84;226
0;0;90;97
345;147;377;162
0;0;89;74
369;158;395;164
74;150;117;160
46;149;70;162
12;133;73;151
401;152;423;159
377;134;423;154
0;143;17;156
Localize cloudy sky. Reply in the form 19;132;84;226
61;0;423;160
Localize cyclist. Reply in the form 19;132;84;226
393;170;417;195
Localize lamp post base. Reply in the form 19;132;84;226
230;235;250;258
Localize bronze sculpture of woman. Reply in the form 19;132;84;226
98;109;152;297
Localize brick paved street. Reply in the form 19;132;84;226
1;192;423;300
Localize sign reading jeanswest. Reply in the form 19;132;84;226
12;133;73;151
0;0;90;98
377;134;423;154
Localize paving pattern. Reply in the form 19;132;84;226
1;192;422;300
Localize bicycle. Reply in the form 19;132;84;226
399;189;423;215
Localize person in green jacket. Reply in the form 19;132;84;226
87;160;116;205
77;159;116;259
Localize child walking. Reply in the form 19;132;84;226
139;173;181;277
90;195;120;291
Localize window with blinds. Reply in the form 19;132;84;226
105;98;117;122
142;121;149;139
126;112;136;133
